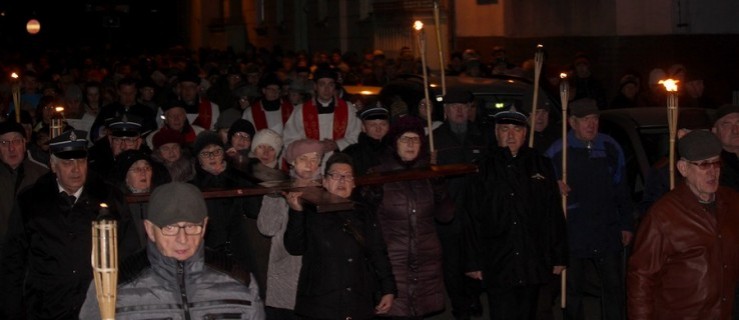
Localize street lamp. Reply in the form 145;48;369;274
26;19;41;35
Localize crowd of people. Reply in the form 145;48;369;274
0;43;737;320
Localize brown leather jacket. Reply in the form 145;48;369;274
627;183;739;320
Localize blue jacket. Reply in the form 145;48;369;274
545;131;634;258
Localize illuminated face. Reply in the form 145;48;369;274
118;83;137;106
262;85;281;101
230;132;252;151
322;163;355;199
144;218;207;261
713;113;739;153
495;124;527;155
569;114;599;142
677;156;721;202
396;132;421;162
293;152;321;180
315;78;336;102
254;144;277;166
197;145;225;173
0;132;26;169
178;82;199;102
165;107;187;131
444;103;471;125
51;157;88;194
157;142;181;163
533;109;549;132
109;135;142;157
125;160;152;192
362;119;389;141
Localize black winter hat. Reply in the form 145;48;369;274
192;131;224;157
114;149;151;183
227;119;256;144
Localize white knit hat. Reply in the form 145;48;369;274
249;129;283;158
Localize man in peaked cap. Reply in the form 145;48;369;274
90;77;157;142
463;108;567;320
0;129;110;319
628;130;739;319
342;103;391;176
282;67;361;165
88;114;150;178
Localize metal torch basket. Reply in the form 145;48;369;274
91;219;118;320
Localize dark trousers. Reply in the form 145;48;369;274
266;306;299;320
437;219;482;319
487;285;540;320
564;253;625;320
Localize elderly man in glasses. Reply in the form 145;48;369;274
80;182;265;319
628;130;739;320
0;121;48;257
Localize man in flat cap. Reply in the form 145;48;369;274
0;130;110;319
462;109;567;320
342;102;391;176
243;73;294;136
88;114;150;178
90;77;157;142
432;88;489;319
282;67;361;164
628;130;739;320
0;121;48;257
712;104;739;191
79;182;265;319
545;98;634;320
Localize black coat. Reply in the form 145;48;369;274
342;132;390;176
0;172;109;319
284;202;397;320
463;147;568;292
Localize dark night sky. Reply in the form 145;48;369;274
0;1;184;55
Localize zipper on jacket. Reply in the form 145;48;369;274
177;261;191;320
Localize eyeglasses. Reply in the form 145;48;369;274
398;136;421;145
688;159;722;171
128;165;152;174
199;148;224;158
232;132;251;141
111;137;140;146
325;172;354;182
159;223;204;236
0;138;24;148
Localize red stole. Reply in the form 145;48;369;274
250;99;294;130
192;98;213;129
302;98;348;140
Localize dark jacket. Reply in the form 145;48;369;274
545;131;634;258
463;146;568;292
190;164;268;298
364;153;453;317
432;121;488;234
79;242;265;319
90;101;157;141
0;155;47;256
284;202;397;320
627;183;739;320
719;149;739;192
342;132;390;176
0;172;108;319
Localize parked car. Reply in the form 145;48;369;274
599;107;714;202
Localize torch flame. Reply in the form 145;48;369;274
55;106;64;113
537;44;543;49
100;203;108;208
560;73;568;80
659;79;679;92
11;72;18;79
413;20;424;31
